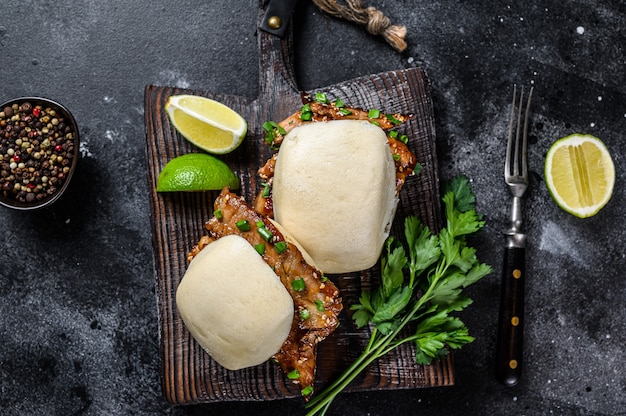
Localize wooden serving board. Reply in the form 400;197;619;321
144;1;448;405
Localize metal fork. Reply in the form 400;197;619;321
495;85;533;387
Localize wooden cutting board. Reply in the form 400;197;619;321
144;1;448;405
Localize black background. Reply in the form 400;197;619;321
1;1;624;415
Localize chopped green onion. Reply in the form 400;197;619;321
386;113;402;125
399;134;409;144
254;243;265;255
301;385;314;396
368;108;381;119
335;97;345;108
236;219;250;231
262;120;277;132
314;300;325;312
300;103;313;121
261;182;271;198
256;220;265;228
262;120;286;145
299;308;310;320
321;274;328;282
213;209;223;219
258;226;273;242
315;92;328;103
292;278;306;291
393;153;401;161
262;121;277;143
264;120;286;134
264;131;275;145
370;120;380;127
388;130;398;139
274;241;288;254
287;369;300;379
339;108;352;116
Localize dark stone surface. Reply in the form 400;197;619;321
1;1;624;415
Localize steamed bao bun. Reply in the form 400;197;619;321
273;119;397;274
175;234;294;371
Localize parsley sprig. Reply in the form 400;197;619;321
305;176;492;415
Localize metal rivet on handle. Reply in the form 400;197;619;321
267;16;282;29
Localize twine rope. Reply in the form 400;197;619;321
311;0;407;52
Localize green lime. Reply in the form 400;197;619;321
156;153;240;192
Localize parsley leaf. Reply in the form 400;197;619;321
381;238;407;298
351;291;374;328
442;175;476;213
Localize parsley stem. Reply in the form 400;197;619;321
305;329;394;415
365;327;379;353
409;268;417;290
305;336;387;415
306;294;433;416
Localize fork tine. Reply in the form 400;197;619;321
505;85;517;179
513;88;524;177
521;87;533;179
505;85;533;180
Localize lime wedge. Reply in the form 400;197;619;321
165;95;247;154
545;134;615;218
157;153;240;192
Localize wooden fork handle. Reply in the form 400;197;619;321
495;246;525;386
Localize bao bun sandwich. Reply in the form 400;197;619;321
177;189;343;399
273;120;397;273
176;234;294;371
256;93;418;274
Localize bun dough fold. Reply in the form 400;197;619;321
176;234;294;370
273;119;397;273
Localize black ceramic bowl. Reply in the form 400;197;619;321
0;97;80;210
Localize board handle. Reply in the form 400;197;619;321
495;246;525;386
259;0;298;38
257;0;300;108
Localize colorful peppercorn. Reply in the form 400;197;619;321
0;101;76;205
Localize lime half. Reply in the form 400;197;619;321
157;153;240;192
545;134;614;218
165;95;247;154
